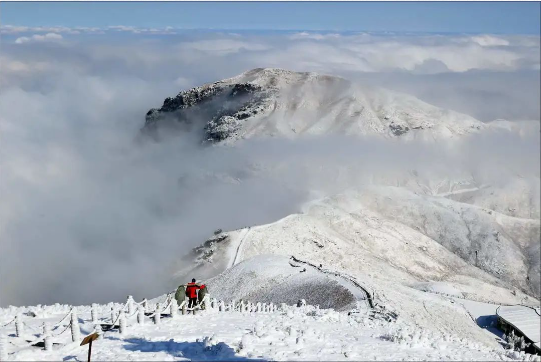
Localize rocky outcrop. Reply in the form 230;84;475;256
144;80;275;143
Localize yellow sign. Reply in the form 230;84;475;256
80;332;99;346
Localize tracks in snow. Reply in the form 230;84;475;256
230;227;252;267
289;256;398;322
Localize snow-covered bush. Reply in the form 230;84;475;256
504;330;531;352
378;326;413;344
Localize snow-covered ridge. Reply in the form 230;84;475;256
143;68;488;143
177;186;540;307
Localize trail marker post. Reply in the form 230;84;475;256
80;332;99;362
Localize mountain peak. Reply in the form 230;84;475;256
143;68;485;144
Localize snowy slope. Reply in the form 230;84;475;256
3;299;537;361
143;68;488;143
444;178;540;220
165;185;540;358
180;186;540;303
205;255;367;311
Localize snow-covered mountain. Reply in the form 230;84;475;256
176;186;540;304
143;68;488;143
164;185;540;353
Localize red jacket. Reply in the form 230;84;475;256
186;282;205;298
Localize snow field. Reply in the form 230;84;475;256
2;302;540;361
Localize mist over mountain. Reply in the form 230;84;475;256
1;29;539;308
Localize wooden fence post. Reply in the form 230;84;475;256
119;311;126;335
127;296;135;315
142;299;148;313
91;304;98;324
43;323;52;351
170;299;178;319
15;314;24;337
154;304;161;325
110;307;116;324
137;305;145;325
71;308;81;343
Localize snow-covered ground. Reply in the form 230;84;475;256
2;299;540;361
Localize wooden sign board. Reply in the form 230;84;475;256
80;332;99;346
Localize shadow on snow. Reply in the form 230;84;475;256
119;337;266;361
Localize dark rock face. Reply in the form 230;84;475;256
192;233;230;262
143;81;275;143
389;123;410;136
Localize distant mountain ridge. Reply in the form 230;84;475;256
143;68;488;143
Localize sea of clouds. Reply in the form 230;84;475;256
1;26;539;306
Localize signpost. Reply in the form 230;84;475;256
80;332;99;362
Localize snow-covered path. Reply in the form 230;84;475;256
230;227;252;267
290;256;374;309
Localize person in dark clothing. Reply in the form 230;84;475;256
186;278;205;309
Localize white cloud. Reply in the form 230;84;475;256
107;25;175;34
2;25;80;35
289;32;342;40
470;35;510;47
15;32;63;44
178;39;270;55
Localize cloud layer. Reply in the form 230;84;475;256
0;30;539;307
2;29;539;120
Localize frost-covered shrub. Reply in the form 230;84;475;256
379;326;413;344
503;330;531;352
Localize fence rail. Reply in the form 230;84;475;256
0;293;294;361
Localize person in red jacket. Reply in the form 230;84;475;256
186;278;205;309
